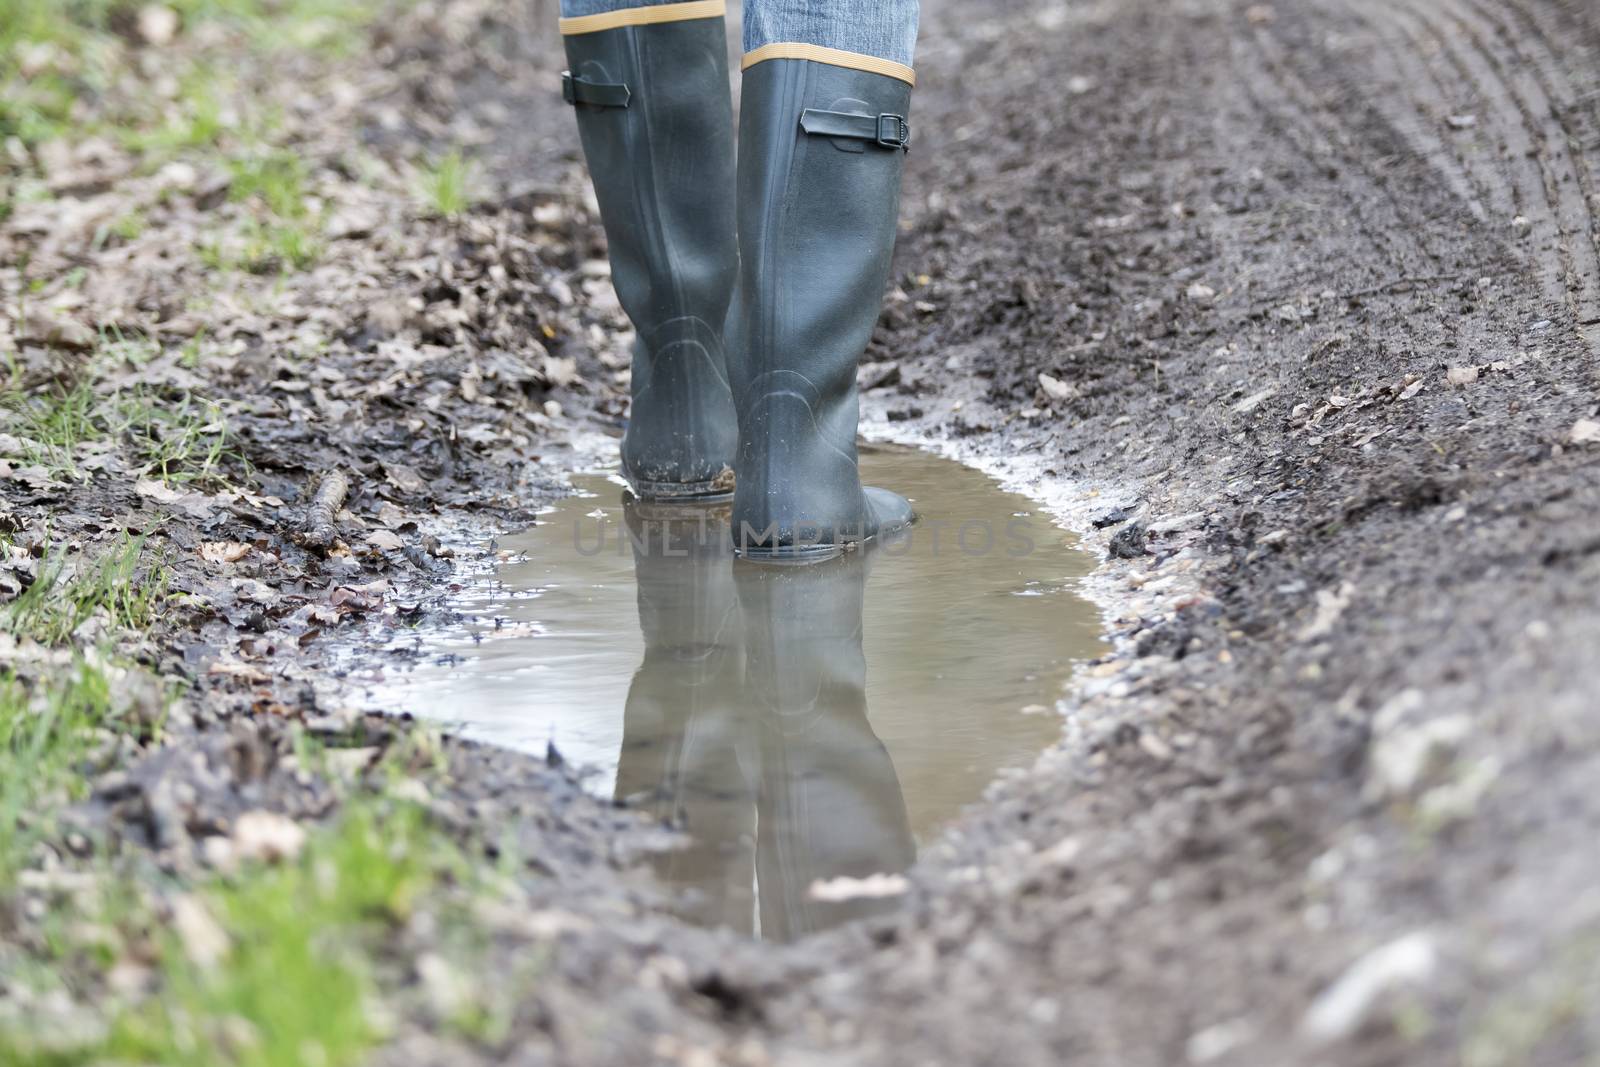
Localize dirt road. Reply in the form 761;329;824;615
3;0;1599;1062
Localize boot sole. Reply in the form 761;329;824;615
625;473;736;504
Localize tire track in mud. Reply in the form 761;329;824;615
1387;0;1600;347
1342;0;1499;222
1225;5;1460;365
1224;45;1408;310
1465;0;1600;346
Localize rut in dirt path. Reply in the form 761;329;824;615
1348;0;1600;349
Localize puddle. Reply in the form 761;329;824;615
363;445;1106;938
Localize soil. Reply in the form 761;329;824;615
4;0;1600;1062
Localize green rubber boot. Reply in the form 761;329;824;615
562;8;739;500
726;56;918;560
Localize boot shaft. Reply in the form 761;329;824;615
563;18;737;331
562;13;741;497
726;58;913;550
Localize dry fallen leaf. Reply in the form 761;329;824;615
1038;372;1077;403
384;463;427;494
1446;366;1479;386
207;660;269;684
330;586;383;612
200;541;251;563
135;479;185;504
365;529;404;552
1570;418;1600;445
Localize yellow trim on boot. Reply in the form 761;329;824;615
740;43;915;86
559;0;724;35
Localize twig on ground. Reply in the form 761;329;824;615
304;470;350;551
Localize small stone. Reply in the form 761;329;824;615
417;954;472;1018
1187;1017;1258;1063
1149;511;1205;534
1299;582;1354;641
1038;372;1077;403
1108;522;1148;560
230;811;306;865
859;361;902;391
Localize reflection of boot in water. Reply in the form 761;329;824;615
736;551;916;941
612;499;755;932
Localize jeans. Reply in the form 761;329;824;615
556;0;919;70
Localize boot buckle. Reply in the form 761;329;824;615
876;113;911;151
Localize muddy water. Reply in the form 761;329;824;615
368;446;1105;938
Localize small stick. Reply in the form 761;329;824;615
305;471;350;550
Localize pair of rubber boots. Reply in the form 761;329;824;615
562;13;915;562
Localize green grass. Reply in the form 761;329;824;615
4;380;102;477
196;149;324;272
112;387;239;483
0;796;466;1067
2;0;391;276
417;149;472;218
1;0;398;151
4;535;170;645
108;799;461;1067
1;345;243;483
230;150;309;219
0;658;121;891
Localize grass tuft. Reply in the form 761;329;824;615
4;535;170;645
1;342;243;484
109;799;455;1067
417;149;472;218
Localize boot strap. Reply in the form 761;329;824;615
799;108;911;151
561;71;632;108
